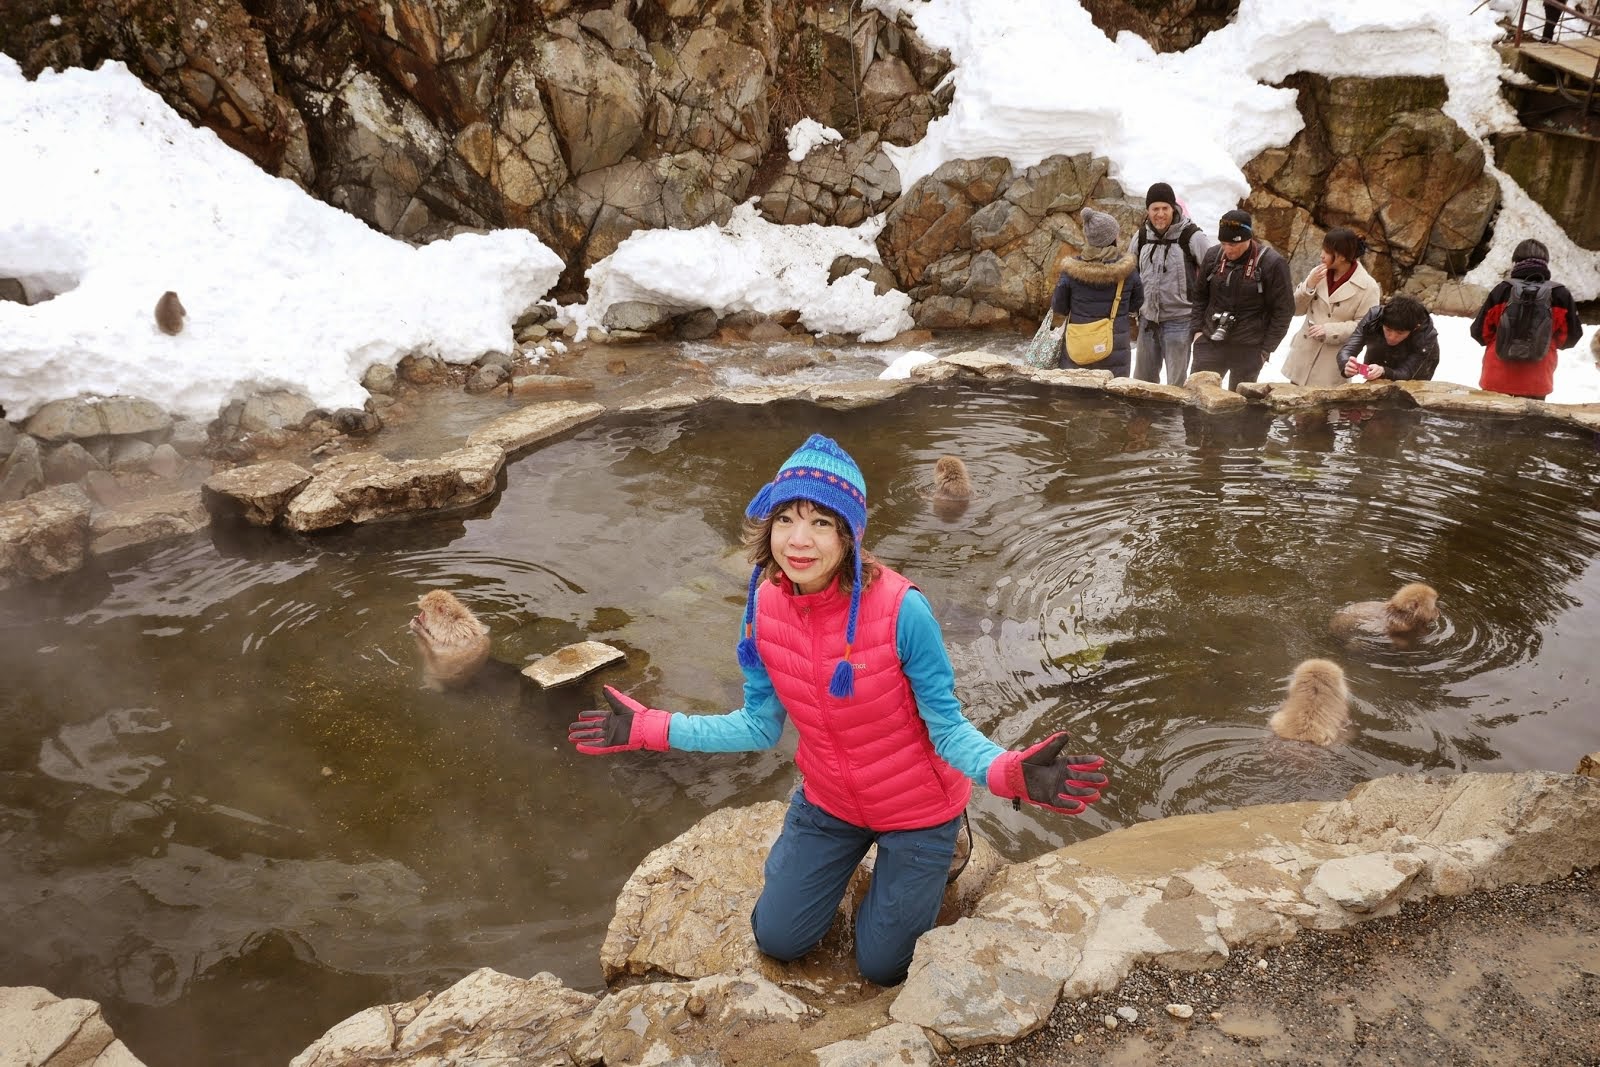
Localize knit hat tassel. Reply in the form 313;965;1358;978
744;482;776;522
736;565;764;670
827;548;864;698
829;654;855;699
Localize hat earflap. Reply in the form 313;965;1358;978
827;543;864;699
736;564;764;671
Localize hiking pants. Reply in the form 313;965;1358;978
751;789;961;986
1191;337;1268;391
1136;318;1194;385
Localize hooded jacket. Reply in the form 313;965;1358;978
1336;304;1441;381
1283;263;1382;386
1135;212;1214;324
1050;251;1146;369
1470;260;1584;399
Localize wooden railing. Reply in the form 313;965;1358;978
1513;0;1600;112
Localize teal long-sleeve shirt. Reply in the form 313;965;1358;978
666;588;1005;786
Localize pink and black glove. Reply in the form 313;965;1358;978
567;686;672;755
987;732;1107;815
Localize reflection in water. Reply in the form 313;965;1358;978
1;382;1598;1066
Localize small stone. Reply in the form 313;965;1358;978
1117;1006;1139;1023
321;767;333;777
1103;1015;1117;1030
685;994;706;1017
1256;958;1269;970
1072;1033;1085;1045
521;641;626;687
1210;1011;1224;1021
1166;1003;1195;1020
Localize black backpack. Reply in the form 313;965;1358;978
1136;220;1201;300
1496;279;1556;363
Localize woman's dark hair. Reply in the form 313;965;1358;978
1323;227;1367;264
1381;294;1428;332
1512;238;1550;262
742;500;879;592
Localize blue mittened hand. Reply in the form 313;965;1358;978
567;686;672;755
986;732;1107;815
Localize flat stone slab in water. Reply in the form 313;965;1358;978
521;641;626;687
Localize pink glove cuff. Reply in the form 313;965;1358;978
635;706;672;752
986;750;1023;800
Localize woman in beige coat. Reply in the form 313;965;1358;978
1282;228;1381;387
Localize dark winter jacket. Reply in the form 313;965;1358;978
1469;261;1584;400
1335;304;1441;381
1188;240;1293;354
1051;251;1145;374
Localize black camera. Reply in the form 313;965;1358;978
1208;311;1236;342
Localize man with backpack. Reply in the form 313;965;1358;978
1133;182;1214;385
1189;209;1294;391
1335;295;1440;382
1469;238;1584;401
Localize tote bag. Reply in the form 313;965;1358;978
1022;311;1064;369
1064;278;1125;366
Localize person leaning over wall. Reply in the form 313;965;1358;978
1188;208;1294;391
1335;295;1441;383
1133;182;1213;386
1469;238;1585;402
1282;227;1382;387
1051;207;1145;377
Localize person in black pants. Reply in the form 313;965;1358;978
1542;1;1560;40
1188;209;1293;390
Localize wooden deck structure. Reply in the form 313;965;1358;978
1511;1;1600;111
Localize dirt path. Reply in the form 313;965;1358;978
946;868;1600;1067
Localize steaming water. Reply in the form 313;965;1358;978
2;382;1598;1066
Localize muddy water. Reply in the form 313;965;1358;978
2;380;1599;1066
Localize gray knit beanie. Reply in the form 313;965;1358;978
1081;207;1120;249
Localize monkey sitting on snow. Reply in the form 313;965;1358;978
1268;659;1350;747
1330;582;1439;648
409;589;491;690
155;291;186;335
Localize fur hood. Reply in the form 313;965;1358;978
1060;250;1137;286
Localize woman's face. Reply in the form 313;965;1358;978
1321;247;1348;273
771;501;846;595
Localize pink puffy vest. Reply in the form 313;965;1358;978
755;566;971;831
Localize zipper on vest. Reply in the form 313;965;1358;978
816;609;867;825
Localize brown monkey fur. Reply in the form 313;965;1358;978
155;291;186;335
932;456;973;500
1330;582;1439;646
409;589;491;690
1268;658;1350;746
930;455;973;520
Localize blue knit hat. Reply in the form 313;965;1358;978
738;434;868;698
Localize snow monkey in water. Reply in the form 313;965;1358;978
929;455;973;521
155;291;186;335
1268;659;1350;747
1330;582;1439;648
409;589;491;690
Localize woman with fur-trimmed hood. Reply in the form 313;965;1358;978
1051;206;1145;376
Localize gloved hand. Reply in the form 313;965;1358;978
986;732;1107;815
567;686;672;755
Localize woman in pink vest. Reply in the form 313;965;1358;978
568;434;1108;986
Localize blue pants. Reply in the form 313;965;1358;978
1135;317;1193;385
751;790;961;986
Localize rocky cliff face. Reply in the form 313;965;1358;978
1;0;1507;316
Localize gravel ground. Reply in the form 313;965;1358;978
945;868;1600;1067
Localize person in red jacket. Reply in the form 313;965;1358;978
567;434;1108;986
1470;238;1585;401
